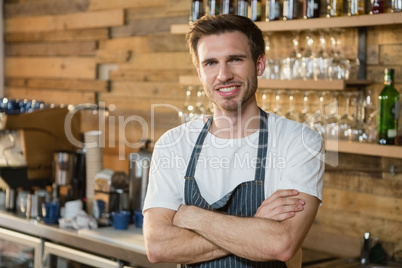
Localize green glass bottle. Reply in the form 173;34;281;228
378;68;400;145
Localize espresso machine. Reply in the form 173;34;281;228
94;169;130;225
0;105;81;211
128;140;153;212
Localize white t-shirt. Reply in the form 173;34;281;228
143;113;325;212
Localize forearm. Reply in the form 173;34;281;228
143;209;229;264
176;207;292;262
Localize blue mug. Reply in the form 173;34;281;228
134;210;143;229
41;202;59;224
111;211;131;230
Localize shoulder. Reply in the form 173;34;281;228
268;113;321;137
267;113;324;151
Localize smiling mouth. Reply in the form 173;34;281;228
218;86;237;93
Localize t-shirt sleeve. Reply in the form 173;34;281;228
142;133;185;212
277;124;325;203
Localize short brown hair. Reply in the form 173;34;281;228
186;14;265;66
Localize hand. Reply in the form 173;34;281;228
254;189;305;221
173;204;200;229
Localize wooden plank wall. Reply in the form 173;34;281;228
3;0;402;261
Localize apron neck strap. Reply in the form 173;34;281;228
255;108;268;182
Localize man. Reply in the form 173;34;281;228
143;14;324;267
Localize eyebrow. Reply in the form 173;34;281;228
200;54;248;65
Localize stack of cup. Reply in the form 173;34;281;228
64;199;83;219
84;130;104;216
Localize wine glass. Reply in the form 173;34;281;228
299;31;315;80
299;91;314;124
260;89;271;112
178;86;194;123
264;34;281;80
285;90;300;122
348;91;369;142
328;30;351;80
194;86;206;116
338;92;356;140
273;90;286;117
311;91;328;137
325;91;340;140
281;31;302;80
313;31;331;80
362;89;378;142
179;85;207;123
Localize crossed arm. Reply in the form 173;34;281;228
143;189;319;264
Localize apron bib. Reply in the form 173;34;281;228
183;109;287;268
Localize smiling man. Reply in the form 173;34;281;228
143;14;325;267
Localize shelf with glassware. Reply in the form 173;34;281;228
179;80;402;158
174;13;402;157
179;81;402;158
326;140;402;159
179;75;372;90
171;12;402;34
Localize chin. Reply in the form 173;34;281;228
219;101;242;112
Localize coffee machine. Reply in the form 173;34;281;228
94;169;130;225
0;106;81;195
128;140;153;212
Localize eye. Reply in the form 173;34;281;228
230;58;243;63
204;61;216;67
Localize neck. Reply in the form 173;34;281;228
210;97;261;139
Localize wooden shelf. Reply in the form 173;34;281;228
255;12;402;32
258;79;373;90
179;75;372;90
259;79;345;90
171;12;402;34
326;140;402;159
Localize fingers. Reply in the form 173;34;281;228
254;189;306;221
260;189;304;207
255;201;304;220
268;189;300;201
270;211;296;221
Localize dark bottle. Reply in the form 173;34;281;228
209;0;221;15
221;0;236;14
283;0;299;20
370;0;385;13
266;0;281;20
237;0;249;17
378;68;400;145
190;0;206;23
250;0;262;21
303;0;321;18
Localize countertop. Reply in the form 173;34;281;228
77;225;147;255
0;210;175;268
0;210;341;267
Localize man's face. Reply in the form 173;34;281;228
196;31;265;113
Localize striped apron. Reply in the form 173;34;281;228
183;109;287;268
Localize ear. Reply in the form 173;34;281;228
256;54;266;77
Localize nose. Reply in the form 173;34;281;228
217;64;234;82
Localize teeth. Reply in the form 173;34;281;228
219;86;236;93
